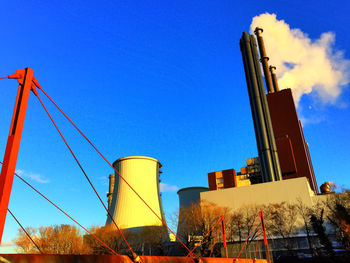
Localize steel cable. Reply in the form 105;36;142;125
0;162;119;255
35;85;194;257
34;94;135;256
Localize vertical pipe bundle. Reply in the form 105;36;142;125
239;32;282;182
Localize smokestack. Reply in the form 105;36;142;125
240;32;282;182
254;27;274;94
107;174;115;210
269;66;280;92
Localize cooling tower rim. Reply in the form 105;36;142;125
113;156;162;168
177;186;209;194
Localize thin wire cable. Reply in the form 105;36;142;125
186;216;223;257
36;86;194;256
234;215;259;260
34;94;135;256
254;226;261;259
7;209;42;254
0;161;119;256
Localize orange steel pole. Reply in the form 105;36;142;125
259;211;271;263
0;68;34;243
221;216;228;258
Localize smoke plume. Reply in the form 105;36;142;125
250;13;350;106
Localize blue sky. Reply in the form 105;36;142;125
0;0;349;251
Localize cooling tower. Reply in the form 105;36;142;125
176;187;208;238
106;156;166;232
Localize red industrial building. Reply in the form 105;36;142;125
267;88;318;193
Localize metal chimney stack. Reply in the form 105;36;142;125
254;27;274;94
239;31;282;182
269;66;280;92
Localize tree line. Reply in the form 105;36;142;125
14;190;350;259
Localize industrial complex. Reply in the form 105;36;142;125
106;28;325;231
104;28;336;259
0;20;339;263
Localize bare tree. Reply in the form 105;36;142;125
15;227;40;253
85;224;130;254
295;198;315;255
15;224;91;254
262;202;298;253
177;200;229;256
324;190;350;250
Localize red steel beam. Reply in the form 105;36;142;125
259;211;271;263
0;68;34;243
220;216;228;258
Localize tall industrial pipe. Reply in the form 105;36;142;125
269;66;280;92
251;32;282;182
253;28;282;181
254;27;274;94
239;32;282;182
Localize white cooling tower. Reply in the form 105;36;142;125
106;156;166;231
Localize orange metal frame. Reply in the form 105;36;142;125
0;68;36;243
0;69;271;263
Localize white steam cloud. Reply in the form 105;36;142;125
159;182;178;192
250;13;350;106
15;169;50;184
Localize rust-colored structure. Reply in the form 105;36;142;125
208;169;235;191
208;169;250;191
0;68;36;243
266;89;318;193
0;254;268;263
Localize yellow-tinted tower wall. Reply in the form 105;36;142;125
106;156;166;231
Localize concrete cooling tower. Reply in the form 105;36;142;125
177;187;208;238
106;156;166;232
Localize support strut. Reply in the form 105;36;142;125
0;68;34;243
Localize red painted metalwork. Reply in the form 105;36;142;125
207;169;235;191
222;169;235;189
0;71;120;255
185;216;228;258
0;68;34;243
275;136;297;176
235;215;259;260
11;167;119;255
0;254;133;263
267;89;318;193
220;216;228;258
0;255;268;263
35;94;132;256
0;70;269;263
186;216;223;257
254;228;261;259
35;86;194;257
209;228;219;257
259;211;271;263
208;172;217;191
7;209;42;253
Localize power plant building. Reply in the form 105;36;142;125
200;29;321;211
106;156;166;231
267;89;318;193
